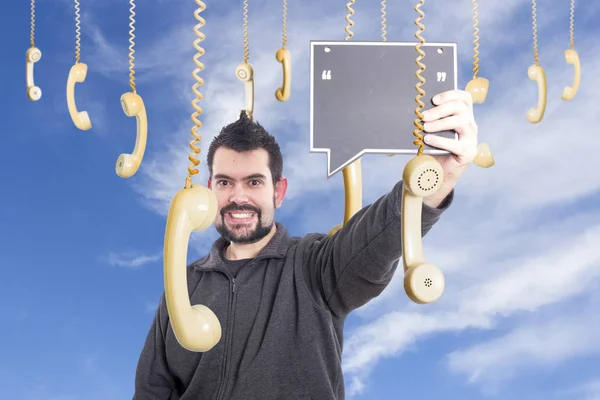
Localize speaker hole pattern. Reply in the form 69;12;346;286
417;169;440;191
424;277;432;287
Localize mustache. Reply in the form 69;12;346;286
221;204;261;216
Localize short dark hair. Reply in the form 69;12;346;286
207;110;283;185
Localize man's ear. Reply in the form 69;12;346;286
274;176;288;208
207;177;212;189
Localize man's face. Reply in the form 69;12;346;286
208;147;287;244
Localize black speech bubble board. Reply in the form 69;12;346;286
310;40;458;178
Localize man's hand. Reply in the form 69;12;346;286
419;89;478;207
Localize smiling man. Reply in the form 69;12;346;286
133;89;477;400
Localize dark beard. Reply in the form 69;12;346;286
216;203;273;244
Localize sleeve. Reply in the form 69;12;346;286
302;180;454;318
132;293;175;399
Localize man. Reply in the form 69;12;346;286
133;90;478;399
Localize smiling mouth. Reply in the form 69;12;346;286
225;212;256;223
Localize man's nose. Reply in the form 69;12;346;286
229;187;249;204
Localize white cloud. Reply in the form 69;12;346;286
103;250;162;268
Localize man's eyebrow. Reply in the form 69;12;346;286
213;173;267;181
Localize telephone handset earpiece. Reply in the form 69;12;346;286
527;0;546;124
164;183;221;351
236;63;254;120
66;63;92;130
562;1;579;101
328;0;362;237
328;160;362;236
116;0;147;179
526;64;547;124
116;92;147;178
401;155;445;303
275;48;291;102
67;1;91;131
26;47;42;101
163;0;222;352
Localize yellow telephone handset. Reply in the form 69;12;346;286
526;64;547;124
401;156;445;303
328;160;362;236
527;0;546;124
116;92;147;178
26;47;42;101
66;63;92;130
236;63;254;120
400;0;445;304
465;0;494;168
164;184;220;351
163;0;221;352
116;0;147;178
562;50;580;101
275;48;291;102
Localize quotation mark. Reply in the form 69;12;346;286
322;70;332;80
437;71;447;82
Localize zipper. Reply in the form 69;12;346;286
214;261;254;400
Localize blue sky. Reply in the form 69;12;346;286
1;0;600;399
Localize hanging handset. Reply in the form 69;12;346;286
275;0;290;102
164;184;220;351
465;0;494;168
26;47;42;101
27;1;41;101
562;49;580;101
562;0;579;101
116;0;147;178
328;160;362;236
237;0;254;119
67;0;91;131
163;0;222;352
236;63;254;120
526;64;547;124
275;48;291;102
66;63;92;130
116;92;147;178
401;0;445;304
527;0;546;124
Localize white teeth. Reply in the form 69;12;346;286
231;213;253;219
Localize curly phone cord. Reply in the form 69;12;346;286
30;0;35;47
472;0;480;80
128;0;136;93
413;0;426;156
186;0;206;188
74;0;82;63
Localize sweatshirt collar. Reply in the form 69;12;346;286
193;222;290;271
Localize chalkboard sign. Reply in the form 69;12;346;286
310;40;458;177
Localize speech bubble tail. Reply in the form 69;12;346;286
327;147;364;178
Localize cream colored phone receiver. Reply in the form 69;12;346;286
526;64;547;124
164;184;221;352
66;63;92;130
561;49;580;101
26;47;42;101
275;48;291;102
401;155;445;304
236;63;254;120
465;77;489;104
328;159;362;236
116;92;147;178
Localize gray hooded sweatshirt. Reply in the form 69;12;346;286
133;180;454;399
